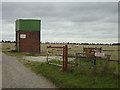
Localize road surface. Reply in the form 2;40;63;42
2;53;56;88
0;49;2;89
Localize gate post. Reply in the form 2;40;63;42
63;46;65;71
46;45;67;71
46;49;48;63
65;45;68;71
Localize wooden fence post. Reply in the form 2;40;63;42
106;55;111;66
94;56;96;65
94;51;96;65
75;53;78;67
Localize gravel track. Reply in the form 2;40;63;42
2;53;56;88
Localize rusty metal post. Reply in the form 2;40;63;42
65;45;68;71
63;46;65;71
46;48;48;63
46;45;67;71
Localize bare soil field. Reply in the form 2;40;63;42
1;43;119;60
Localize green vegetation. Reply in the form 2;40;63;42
1;43;120;88
2;50;45;58
49;60;63;65
24;61;119;88
10;49;18;52
2;50;24;58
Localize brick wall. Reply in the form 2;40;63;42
16;31;40;52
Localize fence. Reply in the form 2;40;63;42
67;53;120;68
46;45;68;71
46;45;120;71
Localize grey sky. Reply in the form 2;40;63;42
2;2;118;43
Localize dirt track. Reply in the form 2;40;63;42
2;53;56;88
0;49;2;89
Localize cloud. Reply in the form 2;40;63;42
2;2;118;43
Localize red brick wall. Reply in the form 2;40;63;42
16;31;17;49
16;31;40;52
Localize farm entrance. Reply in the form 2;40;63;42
46;45;68;71
46;45;120;71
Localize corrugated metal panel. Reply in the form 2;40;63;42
16;19;41;31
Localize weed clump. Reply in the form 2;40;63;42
26;52;35;56
10;49;18;52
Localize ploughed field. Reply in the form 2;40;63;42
1;43;119;60
41;44;120;60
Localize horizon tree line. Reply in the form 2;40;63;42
1;40;120;45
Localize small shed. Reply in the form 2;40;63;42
15;19;41;52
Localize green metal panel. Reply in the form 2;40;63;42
16;19;41;31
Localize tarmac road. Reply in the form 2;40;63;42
2;53;56;88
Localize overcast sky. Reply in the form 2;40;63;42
1;2;118;43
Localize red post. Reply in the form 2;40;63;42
63;46;65;71
46;45;67;71
46;48;48;63
65;45;68;71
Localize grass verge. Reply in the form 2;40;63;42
2;49;46;57
24;61;119;88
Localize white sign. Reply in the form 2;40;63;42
95;53;105;57
20;34;26;39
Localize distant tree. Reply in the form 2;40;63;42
91;43;95;45
112;43;120;45
13;41;16;43
45;41;50;44
96;43;100;45
81;43;89;45
4;40;11;43
2;40;4;43
99;43;103;45
8;41;11;43
105;43;109;45
67;42;69;44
